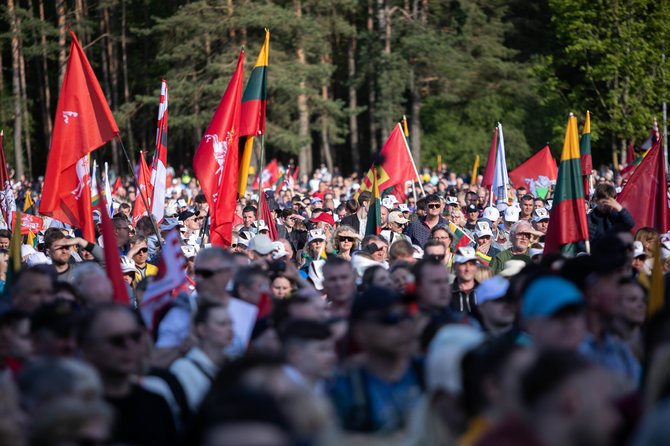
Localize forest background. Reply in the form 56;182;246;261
1;0;669;181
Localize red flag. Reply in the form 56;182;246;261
481;127;498;190
508;146;557;189
193;51;244;247
0;132;16;228
252;159;279;190
618;138;670;234
291;165;299;185
112;177;122;195
150;80;168;223
96;181;129;304
259;191;278;240
39;32;118;242
359;124;416;202
625;140;635;166
132;152;153;225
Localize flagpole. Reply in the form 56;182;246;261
199;209;209;248
116;135;163;246
402;115;425;197
257;134;265;223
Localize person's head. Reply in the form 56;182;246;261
429;225;453;252
476;276;517;334
534;197;545;210
306;230;326;258
520;194;534;217
380;206;389;224
0;309;32;362
465;204;479;223
331;225;359;254
453;246;478;284
522;276;586;350
247;235;275;262
615;277;647;327
350;287;415;358
194;247;236;303
593;183;617;213
635;227;660;257
129;234;148;267
242;205;257;228
322;257;356;304
0;229;10;250
10;265;56;312
31;300;80;357
44;230;69;266
193;302;234;350
361;265;394;290
78;303;144;380
112;216;131;247
279;319;336;382
510;220;532;252
357;191;372;213
28;398;113;446
424;239;447;264
181;210;204;232
388;239;416;264
271;276;294;299
72;263;114;305
631;241;647;272
425;194;442;218
521;350;619;446
361;235;386;262
387;211;409;234
119;202;131;217
414;259;451;311
531;208;550;233
450;208;465;226
234;266;271;306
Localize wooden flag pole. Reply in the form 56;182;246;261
402;115;425;197
257;134;265;224
117;135;163;246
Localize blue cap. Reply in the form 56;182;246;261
522;276;584;319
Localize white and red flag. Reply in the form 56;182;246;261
193;51;244;247
39;31;118;242
0;132;16;229
150;80;168;223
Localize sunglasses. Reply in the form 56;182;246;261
194;266;231;278
425;253;445;262
427;203;441;209
339;236;356;243
104;330;142;348
366;311;414;326
137;248;148;254
516;232;531;238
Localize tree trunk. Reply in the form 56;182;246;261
367;0;377;156
409;67;421;172
377;0;392;141
38;0;53;138
121;0;134;161
99;9;119;174
57;0;66;87
320;55;333;174
348;31;359;173
18;35;32;178
8;0;24;179
295;0;312;175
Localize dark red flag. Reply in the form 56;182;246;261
259;191;278;240
193;51;244;247
96;181;129;304
132;152;153;225
39;31;118;242
618;138;670;234
481;127;498;191
508;145;557;190
626;140;635;166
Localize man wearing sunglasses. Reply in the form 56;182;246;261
406;194;447;248
381;210;410;245
80;303;178;446
489;221;532;274
329;286;422;433
128;234;158;281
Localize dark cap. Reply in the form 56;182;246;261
350;286;402;321
178;209;199;222
31;300;80;336
278;319;331;342
466;204;479;213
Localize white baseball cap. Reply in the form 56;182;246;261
454;246;478;264
531;208;550;222
504;206;520;222
475;221;493;239
482;206;500;222
308;229;326;243
633;241;646;259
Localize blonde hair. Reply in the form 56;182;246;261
474;264;493;283
635;227;660;257
330;225;359;254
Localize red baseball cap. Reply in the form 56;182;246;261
309;213;335;227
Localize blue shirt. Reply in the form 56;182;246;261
406;216;448;248
579;332;641;385
329;363;423;433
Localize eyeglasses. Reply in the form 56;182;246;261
515;232;531;239
136;248;148;254
339;236;356;243
194;266;231;279
425;253;445;262
103;330;142;348
427;204;441;209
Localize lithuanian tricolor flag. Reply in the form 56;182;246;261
449;221;474;249
475;251;491;265
579;111;592;198
544;115;589;254
238;29;269;197
365;164;382;236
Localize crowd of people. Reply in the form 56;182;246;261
1;162;670;446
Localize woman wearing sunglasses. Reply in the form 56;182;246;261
128;235;158;281
330;225;361;261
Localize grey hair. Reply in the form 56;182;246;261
510;220;532;235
